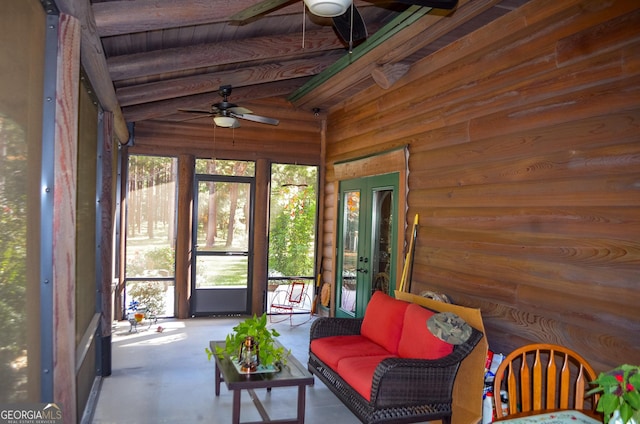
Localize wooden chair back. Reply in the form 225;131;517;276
492;343;599;419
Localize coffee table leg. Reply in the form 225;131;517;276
232;389;241;424
297;385;306;424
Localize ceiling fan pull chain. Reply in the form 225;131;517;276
302;4;307;49
348;4;354;53
213;120;217;149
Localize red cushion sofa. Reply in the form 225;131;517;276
308;291;483;424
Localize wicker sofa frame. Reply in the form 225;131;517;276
308;316;483;424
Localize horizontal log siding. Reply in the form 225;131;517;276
323;0;640;371
131;118;321;165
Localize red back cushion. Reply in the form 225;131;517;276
397;303;454;359
360;291;409;354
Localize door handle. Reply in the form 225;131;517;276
356;268;368;274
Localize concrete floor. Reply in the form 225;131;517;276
91;313;362;424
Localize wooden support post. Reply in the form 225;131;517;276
53;13;80;423
252;158;270;315
175;155;194;318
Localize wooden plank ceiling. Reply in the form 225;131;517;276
66;0;529;139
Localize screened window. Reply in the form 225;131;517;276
125;155;177;317
267;164;318;314
0;0;46;403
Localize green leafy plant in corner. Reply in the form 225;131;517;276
205;314;289;368
586;364;640;424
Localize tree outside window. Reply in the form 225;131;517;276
268;164;318;279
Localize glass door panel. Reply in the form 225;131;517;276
194;256;249;288
340;190;360;314
191;176;253;315
371;189;393;295
336;174;398;318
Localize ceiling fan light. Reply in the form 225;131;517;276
303;0;351;17
213;116;237;128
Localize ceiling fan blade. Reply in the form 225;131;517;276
178;109;212;114
229;0;294;22
232;113;279;126
393;0;458;10
181;114;213;122
229;106;253;114
332;5;367;45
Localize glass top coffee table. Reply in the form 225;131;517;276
210;340;314;424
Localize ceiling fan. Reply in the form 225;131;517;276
180;85;279;128
230;0;459;44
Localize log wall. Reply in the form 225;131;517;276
131;99;322;166
322;0;640;371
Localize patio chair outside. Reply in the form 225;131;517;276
269;281;312;326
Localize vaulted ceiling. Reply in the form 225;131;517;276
55;0;529;142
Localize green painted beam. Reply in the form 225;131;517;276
288;5;432;103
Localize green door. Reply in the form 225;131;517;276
336;173;398;318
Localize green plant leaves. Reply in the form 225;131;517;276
619;402;633;424
589;364;640;424
209;314;288;367
624;389;640;411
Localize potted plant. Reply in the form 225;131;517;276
587;364;640;424
205;314;289;369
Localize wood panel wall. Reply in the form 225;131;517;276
322;0;640;372
131;99;322;165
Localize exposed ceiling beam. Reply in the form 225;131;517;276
54;0;130;144
371;61;411;89
108;27;346;81
93;0;390;36
117;54;342;106
93;0;304;36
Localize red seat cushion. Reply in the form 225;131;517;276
397;303;454;359
310;335;392;369
337;355;396;401
360;291;409;355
